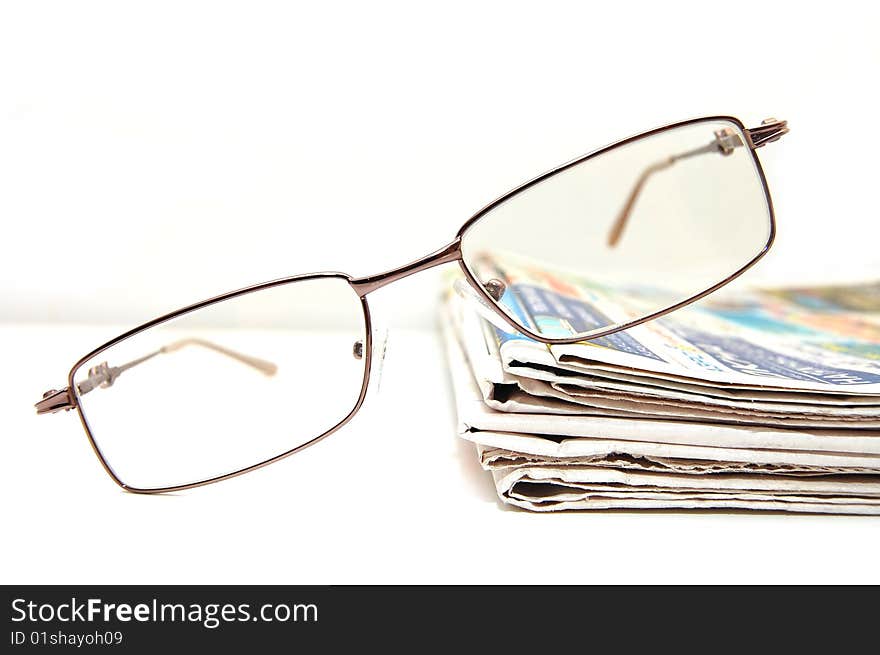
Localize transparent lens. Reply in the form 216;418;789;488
72;276;368;490
460;119;772;339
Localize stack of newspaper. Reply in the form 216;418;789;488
443;265;880;513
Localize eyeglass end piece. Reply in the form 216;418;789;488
35;387;76;415
746;118;789;149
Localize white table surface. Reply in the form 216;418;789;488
3;324;879;584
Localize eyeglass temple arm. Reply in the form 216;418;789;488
606;118;789;248
35;338;277;414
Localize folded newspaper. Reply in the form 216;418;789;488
443;264;880;514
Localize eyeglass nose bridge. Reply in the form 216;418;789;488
348;238;523;340
349;239;463;297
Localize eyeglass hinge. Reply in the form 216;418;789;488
745;118;789;149
35;387;76;415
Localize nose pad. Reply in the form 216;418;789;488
484;278;506;301
353;332;389;391
371;328;389;392
353;336;387;388
453;279;518;333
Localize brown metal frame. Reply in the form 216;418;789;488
37;114;785;493
453;115;783;345
65;273;374;494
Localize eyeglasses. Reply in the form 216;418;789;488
36;115;788;492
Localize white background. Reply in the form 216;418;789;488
2;1;879;584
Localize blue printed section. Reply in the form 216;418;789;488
669;325;880;386
493;286;536;345
706;307;818;337
495;283;664;362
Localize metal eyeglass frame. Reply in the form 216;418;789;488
35;115;788;493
